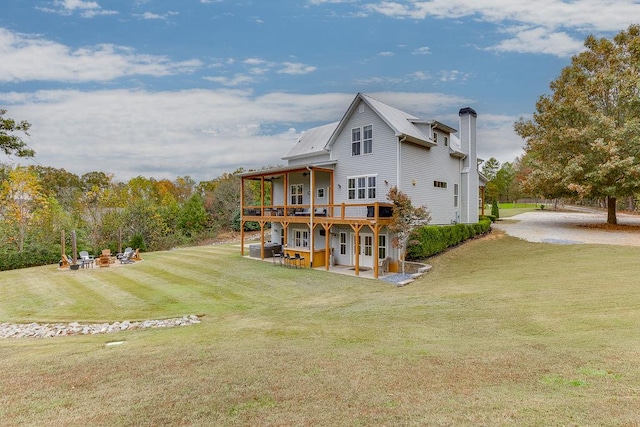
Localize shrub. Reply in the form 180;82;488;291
0;245;60;271
406;217;491;260
491;200;500;219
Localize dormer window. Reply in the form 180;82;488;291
434;132;438;144
444;136;448;147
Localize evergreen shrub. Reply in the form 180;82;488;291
406;217;492;260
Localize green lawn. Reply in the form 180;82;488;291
1;237;639;425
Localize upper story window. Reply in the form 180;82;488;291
433;132;438;144
348;175;376;200
444;136;448;147
363;125;372;154
434;180;447;189
290;184;303;205
352;128;361;156
352;125;372;156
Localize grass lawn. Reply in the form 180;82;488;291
1;237;639;425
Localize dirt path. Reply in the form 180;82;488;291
491;207;640;247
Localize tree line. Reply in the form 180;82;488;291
0;162;264;270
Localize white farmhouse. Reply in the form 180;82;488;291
239;93;485;278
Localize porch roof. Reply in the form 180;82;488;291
236;160;337;179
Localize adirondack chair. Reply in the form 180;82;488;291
98;249;111;267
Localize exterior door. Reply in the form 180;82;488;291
352;233;374;268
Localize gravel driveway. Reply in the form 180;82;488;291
491;207;640;247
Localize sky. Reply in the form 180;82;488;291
1;0;638;182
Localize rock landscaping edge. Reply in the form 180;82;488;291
0;315;201;339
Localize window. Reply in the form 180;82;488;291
317;187;325;199
378;234;387;259
444;136;448;147
357;177;366;199
294;230;309;248
348;178;356;200
363;235;373;257
363;125;372;154
351;128;361;156
348;175;376;200
454;183;459;208
368;176;376;198
280;228;284;245
290;184;303;205
434;180;447;189
433;132;438;143
339;232;347;255
352;125;372;156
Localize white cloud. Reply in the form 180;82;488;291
476;113;526;164
37;0;118;18
490;27;585;57
204;74;260;86
0;28;201;83
366;0;640;57
136;11;179;20
1;90;514;181
438;70;470;82
409;71;430;81
277;62;317;75
412;46;431;55
378;51;395;57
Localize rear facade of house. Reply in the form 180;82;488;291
239;93;482;278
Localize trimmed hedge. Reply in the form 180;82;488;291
406;217;492;260
0;246;61;271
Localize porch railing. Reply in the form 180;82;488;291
242;202;394;222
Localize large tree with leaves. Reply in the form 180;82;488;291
1;109;34;158
515;25;640;224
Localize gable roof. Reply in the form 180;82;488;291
325;93;447;150
281;93;461;160
282;121;338;161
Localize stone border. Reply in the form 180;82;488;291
0;315;201;339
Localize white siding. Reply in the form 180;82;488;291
287;152;330;166
399;129;462;225
330;101;398;204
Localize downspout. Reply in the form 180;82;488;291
397;136;405;191
307;166;314;268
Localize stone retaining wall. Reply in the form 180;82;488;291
1;315;201;338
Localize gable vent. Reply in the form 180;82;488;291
358;104;365;113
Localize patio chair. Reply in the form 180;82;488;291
378;257;391;275
119;250;135;264
79;251;95;268
98;249;111;267
117;247;133;260
293;253;304;268
272;252;282;266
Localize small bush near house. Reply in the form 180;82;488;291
406;217;492;260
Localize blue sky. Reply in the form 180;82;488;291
1;0;638;181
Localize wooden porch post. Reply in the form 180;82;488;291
350;224;363;276
373;223;380;279
323;223;331;270
282;222;289;252
240;178;245;256
259;221;266;260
